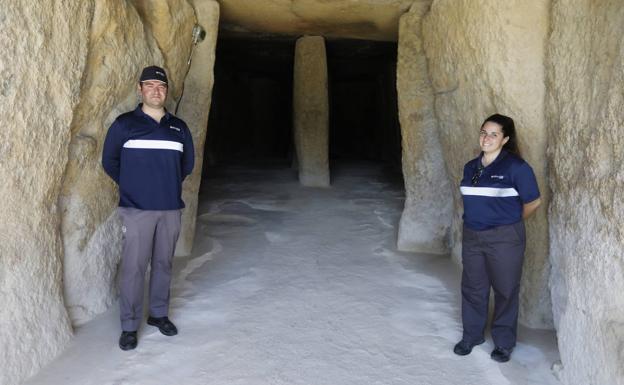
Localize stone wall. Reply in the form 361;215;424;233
1;1;218;383
60;0;169;326
0;2;92;384
60;0;220;324
547;1;624;384
4;1;624;384
175;0;220;255
396;3;452;255
421;0;552;329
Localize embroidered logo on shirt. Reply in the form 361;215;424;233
169;125;181;132
491;175;505;180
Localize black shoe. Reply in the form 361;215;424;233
119;331;137;351
147;316;178;336
453;339;485;356
491;346;513;362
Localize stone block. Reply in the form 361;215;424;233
293;35;330;187
420;0;552;329
547;1;624;383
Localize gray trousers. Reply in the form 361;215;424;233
461;221;526;349
117;207;182;331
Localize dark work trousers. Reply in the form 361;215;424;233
117;207;182;332
461;221;526;349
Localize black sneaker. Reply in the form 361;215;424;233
147;316;178;336
453;338;485;356
119;331;138;351
491;346;513;362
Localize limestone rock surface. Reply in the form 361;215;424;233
60;0;171;325
133;0;196;103
396;3;452;254
421;0;552;328
293;36;330;187
547;1;624;384
217;0;416;41
0;1;92;384
175;0;220;256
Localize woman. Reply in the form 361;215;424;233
453;114;541;363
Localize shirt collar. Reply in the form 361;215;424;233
478;149;509;168
133;103;171;122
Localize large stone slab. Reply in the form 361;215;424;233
293;36;330;187
0;1;92;384
217;0;414;41
547;1;624;384
421;0;552;328
174;0;220;256
59;0;179;325
396;3;452;254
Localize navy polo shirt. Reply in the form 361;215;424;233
460;150;540;231
102;104;195;210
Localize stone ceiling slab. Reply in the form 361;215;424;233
216;0;424;41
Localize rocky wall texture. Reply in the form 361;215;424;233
293;36;330;187
133;0;197;102
421;0;552;328
396;3;452;254
547;1;624;384
59;0;194;326
175;0;220;256
0;2;92;384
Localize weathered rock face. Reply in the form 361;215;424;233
217;0;414;41
293;36;330;187
0;1;92;384
175;0;220;256
547;1;624;384
60;0;221;322
396;3;452;254
59;0;195;325
133;0;197;102
1;0;217;383
420;0;552;329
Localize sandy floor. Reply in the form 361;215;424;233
26;162;560;385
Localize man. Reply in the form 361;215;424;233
102;65;194;350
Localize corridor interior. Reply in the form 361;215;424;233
26;36;560;385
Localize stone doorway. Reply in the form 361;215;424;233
202;35;403;186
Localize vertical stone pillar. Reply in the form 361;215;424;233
396;5;452;255
175;0;220;256
293;36;330;187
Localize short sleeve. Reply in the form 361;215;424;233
460;160;474;186
102;119;125;184
514;162;540;203
181;122;195;179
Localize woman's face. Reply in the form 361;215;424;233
479;121;509;155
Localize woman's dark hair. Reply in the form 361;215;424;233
481;113;521;157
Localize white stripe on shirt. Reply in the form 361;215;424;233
123;140;183;152
460;186;519;197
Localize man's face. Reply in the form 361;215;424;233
139;80;168;109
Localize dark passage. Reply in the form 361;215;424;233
205;36;295;168
326;39;401;171
204;36;402;177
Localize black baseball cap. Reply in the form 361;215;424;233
139;65;168;84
